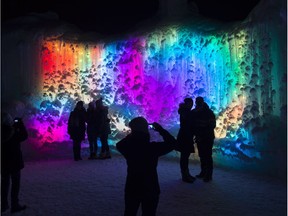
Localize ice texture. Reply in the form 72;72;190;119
1;0;286;176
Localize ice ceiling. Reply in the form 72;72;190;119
28;22;286;163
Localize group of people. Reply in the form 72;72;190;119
116;96;216;216
68;98;112;161
1;96;215;215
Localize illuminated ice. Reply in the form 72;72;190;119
1;0;286;177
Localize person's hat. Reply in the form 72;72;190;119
129;117;149;134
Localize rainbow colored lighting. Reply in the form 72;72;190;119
28;25;285;161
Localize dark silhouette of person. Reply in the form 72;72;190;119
116;117;177;216
86;101;98;159
176;97;196;183
1;112;28;213
68;101;86;161
95;98;111;159
193;97;216;182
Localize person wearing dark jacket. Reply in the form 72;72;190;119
116;117;177;216
193;97;216;182
95;98;111;159
176;98;196;183
68;101;86;161
86;101;98;159
1;112;28;213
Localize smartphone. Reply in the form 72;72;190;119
14;119;19;123
148;124;154;129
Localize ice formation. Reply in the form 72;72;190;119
1;0;286;176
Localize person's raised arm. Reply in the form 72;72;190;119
151;122;177;156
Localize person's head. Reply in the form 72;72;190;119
128;117;149;134
75;101;84;110
195;97;204;108
88;101;95;110
96;98;103;107
184;98;193;109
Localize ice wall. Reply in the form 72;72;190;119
2;1;286;177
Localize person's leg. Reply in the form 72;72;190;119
100;134;111;159
180;151;190;171
197;156;206;178
88;137;94;159
196;137;205;178
101;134;109;152
93;138;98;158
124;193;141;216
203;139;214;182
73;140;78;161
11;171;20;207
73;140;82;160
141;194;159;216
77;140;82;160
1;172;10;212
180;151;195;183
11;171;26;213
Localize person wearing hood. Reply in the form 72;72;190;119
116;117;177;216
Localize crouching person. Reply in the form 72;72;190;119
116;117;177;216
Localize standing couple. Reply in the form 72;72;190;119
176;96;216;183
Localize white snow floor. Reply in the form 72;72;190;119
2;150;287;216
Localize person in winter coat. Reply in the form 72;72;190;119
116;117;177;216
68;101;86;161
176;97;196;183
86;101;98;159
95;98;111;159
193;97;216;182
1;112;28;213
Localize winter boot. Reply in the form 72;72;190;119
203;169;213;182
181;169;196;183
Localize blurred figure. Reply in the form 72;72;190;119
86;101;98;159
116;117;177;216
1;112;28;213
176;97;196;183
68;101;86;161
95;98;111;159
193;97;216;182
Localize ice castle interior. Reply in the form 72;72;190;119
2;0;287;178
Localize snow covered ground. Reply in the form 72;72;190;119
2;149;287;216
